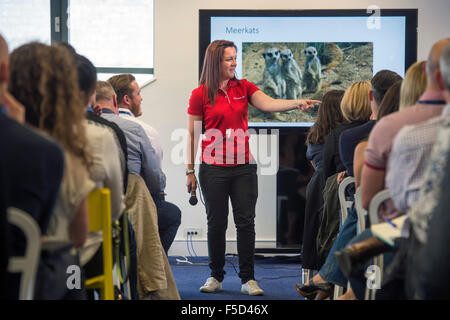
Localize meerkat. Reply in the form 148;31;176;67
303;46;322;94
319;42;343;72
280;48;303;99
261;47;286;99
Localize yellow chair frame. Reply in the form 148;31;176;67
85;188;114;300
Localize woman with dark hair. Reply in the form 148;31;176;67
186;40;320;295
301;90;345;271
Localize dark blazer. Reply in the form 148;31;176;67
338;120;376;176
322;120;366;180
0;112;64;236
1;110;64;299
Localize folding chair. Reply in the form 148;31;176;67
333;176;355;299
354;187;367;234
7;207;41;300
85;188;114;300
365;189;391;300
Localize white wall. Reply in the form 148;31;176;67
139;0;450;256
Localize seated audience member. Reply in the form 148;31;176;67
73;54;139;300
68;53;125;270
322;81;372;181
108;74;181;255
9;42;96;299
353;80;403;188
339;70;402;177
96;80;163;201
296;81;372;299
399;60;427;110
302;90;345;271
361;38;450;214
392;42;450;299
414;124;450;300
1;35;65;300
56;42;129;193
1;36;64;238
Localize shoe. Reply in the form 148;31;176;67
200;277;222;293
335;236;389;278
241;280;264;296
295;280;333;299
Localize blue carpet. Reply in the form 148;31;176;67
169;255;305;300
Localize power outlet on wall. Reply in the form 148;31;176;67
185;228;202;239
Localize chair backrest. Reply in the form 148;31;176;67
7;207;41;300
354;187;367;233
368;189;391;225
86;188;114;300
338;176;355;224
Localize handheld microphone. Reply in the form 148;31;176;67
189;190;198;206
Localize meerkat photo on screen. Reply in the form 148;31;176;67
261;47;286;99
280;48;303;99
303;46;322;94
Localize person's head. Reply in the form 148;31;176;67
107;74;142;117
199;40;238;105
369;70;402;118
425;38;450;89
73;54;97;107
340;81;372;122
437;42;450;103
377;80;402;120
306;89;345;145
95;80;118;114
0;34;9;98
8;42;90;167
398;61;427;110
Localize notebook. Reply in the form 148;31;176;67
370;215;407;246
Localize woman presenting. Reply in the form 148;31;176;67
186;40;319;295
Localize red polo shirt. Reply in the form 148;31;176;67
188;78;260;166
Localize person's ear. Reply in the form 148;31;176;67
368;89;374;102
0;61;8;82
113;95;118;109
435;69;445;91
122;94;128;104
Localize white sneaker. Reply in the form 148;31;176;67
241;280;264;296
200;277;222;293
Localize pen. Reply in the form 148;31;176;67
384;218;398;229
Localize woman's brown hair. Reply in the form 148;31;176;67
377;80;402;120
306;89;346;145
199;40;237;106
8;42;91;168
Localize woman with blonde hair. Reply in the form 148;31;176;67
322;81;372;180
399;60;427;110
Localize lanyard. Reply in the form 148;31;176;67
417;100;446;105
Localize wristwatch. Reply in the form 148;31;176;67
186;169;195;176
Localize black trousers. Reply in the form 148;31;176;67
199;163;258;283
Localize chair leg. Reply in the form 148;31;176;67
333;285;344;300
302;268;314;284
